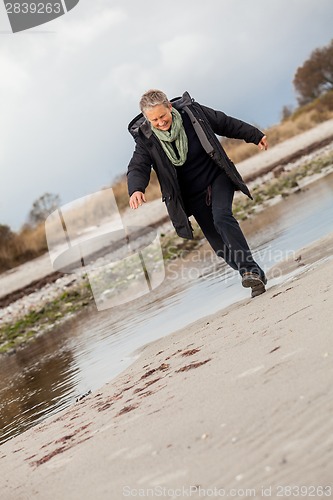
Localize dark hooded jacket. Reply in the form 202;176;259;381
127;91;264;239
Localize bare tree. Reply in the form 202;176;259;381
28;192;60;226
281;104;294;121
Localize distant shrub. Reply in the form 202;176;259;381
223;89;333;163
293;39;333;105
0;223;47;274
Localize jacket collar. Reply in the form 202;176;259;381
128;91;193;140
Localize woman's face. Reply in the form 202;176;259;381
145;103;173;131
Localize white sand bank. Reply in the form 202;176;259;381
1;234;332;499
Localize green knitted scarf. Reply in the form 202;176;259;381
152;108;188;166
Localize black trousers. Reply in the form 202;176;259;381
184;172;266;280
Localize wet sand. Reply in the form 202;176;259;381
1;122;333;497
1;233;332;499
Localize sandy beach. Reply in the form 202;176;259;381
1;230;332;499
1;121;333;499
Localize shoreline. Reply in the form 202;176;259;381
1;142;333;355
1;233;332;498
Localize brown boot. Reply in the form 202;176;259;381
242;272;266;298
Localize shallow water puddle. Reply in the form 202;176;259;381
1;172;333;445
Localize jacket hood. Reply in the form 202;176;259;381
128;91;193;140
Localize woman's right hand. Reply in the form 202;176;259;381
129;191;146;209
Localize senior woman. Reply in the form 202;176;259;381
127;89;268;297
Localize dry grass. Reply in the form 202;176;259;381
1;91;333;276
112;170;162;212
0;223;47;273
223;89;333;163
45;187;123;247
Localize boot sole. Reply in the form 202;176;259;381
251;285;266;298
242;275;265;288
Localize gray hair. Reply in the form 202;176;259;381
139;89;170;114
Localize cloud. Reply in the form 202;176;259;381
0;52;30;93
159;34;213;72
56;6;127;49
1;0;333;230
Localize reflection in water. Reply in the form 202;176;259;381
0;336;76;443
1;172;333;445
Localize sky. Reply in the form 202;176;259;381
0;0;333;231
